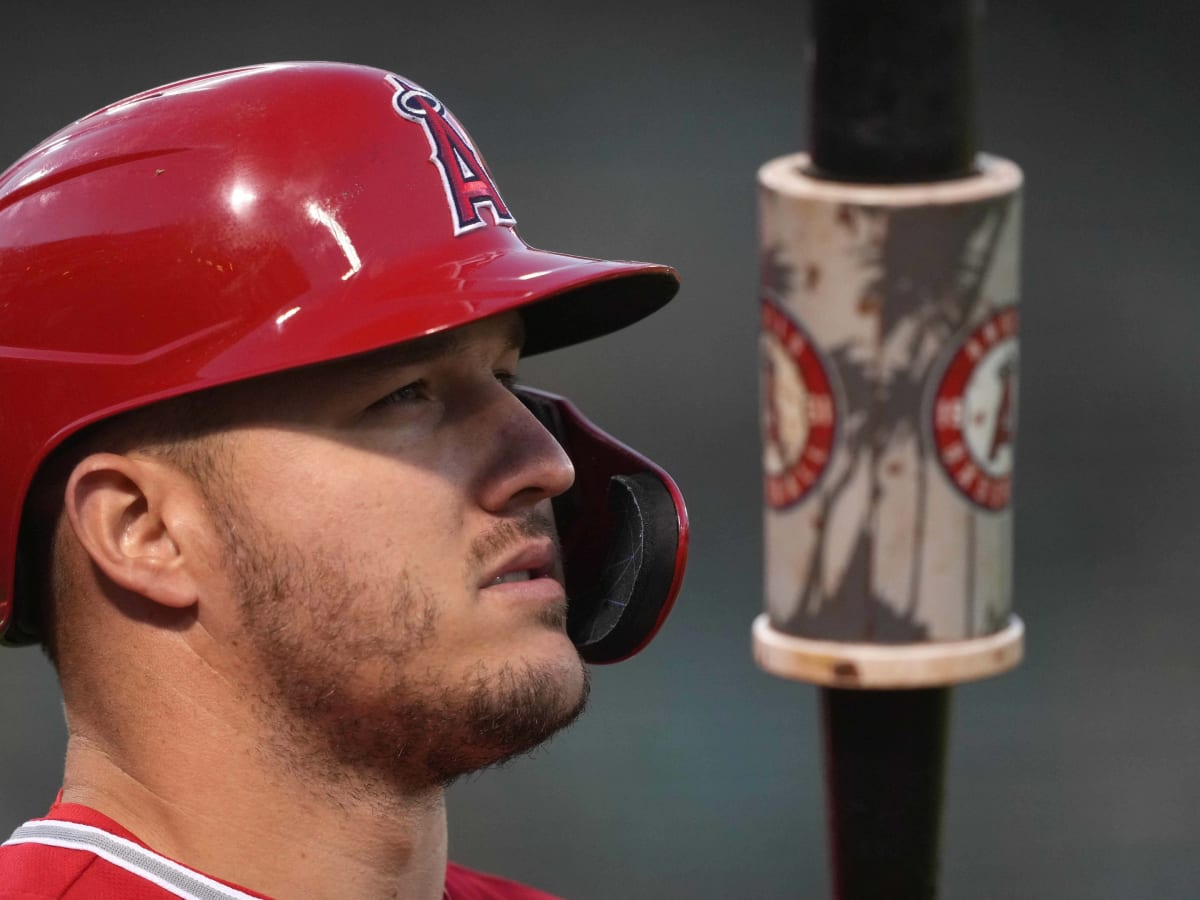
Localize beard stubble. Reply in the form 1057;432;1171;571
208;490;589;796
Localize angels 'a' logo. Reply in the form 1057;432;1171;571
387;75;516;236
931;307;1018;511
761;299;837;509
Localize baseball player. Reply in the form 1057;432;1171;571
0;62;687;899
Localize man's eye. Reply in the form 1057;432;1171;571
371;380;428;409
495;370;518;392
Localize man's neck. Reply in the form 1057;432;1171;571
60;724;449;900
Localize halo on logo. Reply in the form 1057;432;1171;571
761;298;838;509
393;85;444;119
929;306;1019;512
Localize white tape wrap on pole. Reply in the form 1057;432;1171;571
755;153;1024;688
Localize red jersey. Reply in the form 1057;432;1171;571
0;801;560;899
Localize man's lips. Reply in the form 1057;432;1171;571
478;538;559;589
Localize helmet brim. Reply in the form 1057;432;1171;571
195;245;680;386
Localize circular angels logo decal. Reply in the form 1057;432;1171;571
761;299;837;509
931;307;1019;511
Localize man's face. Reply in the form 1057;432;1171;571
195;311;588;789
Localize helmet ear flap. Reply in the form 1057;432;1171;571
516;388;688;664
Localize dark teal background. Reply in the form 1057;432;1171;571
1;1;1197;897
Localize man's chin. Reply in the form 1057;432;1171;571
426;656;591;785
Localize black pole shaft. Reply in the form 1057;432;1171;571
821;689;951;899
807;2;979;897
809;0;977;183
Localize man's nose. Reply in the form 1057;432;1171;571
474;389;575;515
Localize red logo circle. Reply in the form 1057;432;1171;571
931;307;1019;511
761;299;837;509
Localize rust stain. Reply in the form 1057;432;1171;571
805;263;821;290
836;205;855;230
857;292;883;315
886;460;904;476
832;661;860;685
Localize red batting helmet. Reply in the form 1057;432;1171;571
0;62;686;661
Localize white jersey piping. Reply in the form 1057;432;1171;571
3;819;262;900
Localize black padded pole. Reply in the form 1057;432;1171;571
809;0;977;183
808;2;977;897
821;688;951;899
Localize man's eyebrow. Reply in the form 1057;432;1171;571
334;317;525;385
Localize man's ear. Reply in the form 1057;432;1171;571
64;453;201;610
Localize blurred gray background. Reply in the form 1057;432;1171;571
1;1;1197;898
